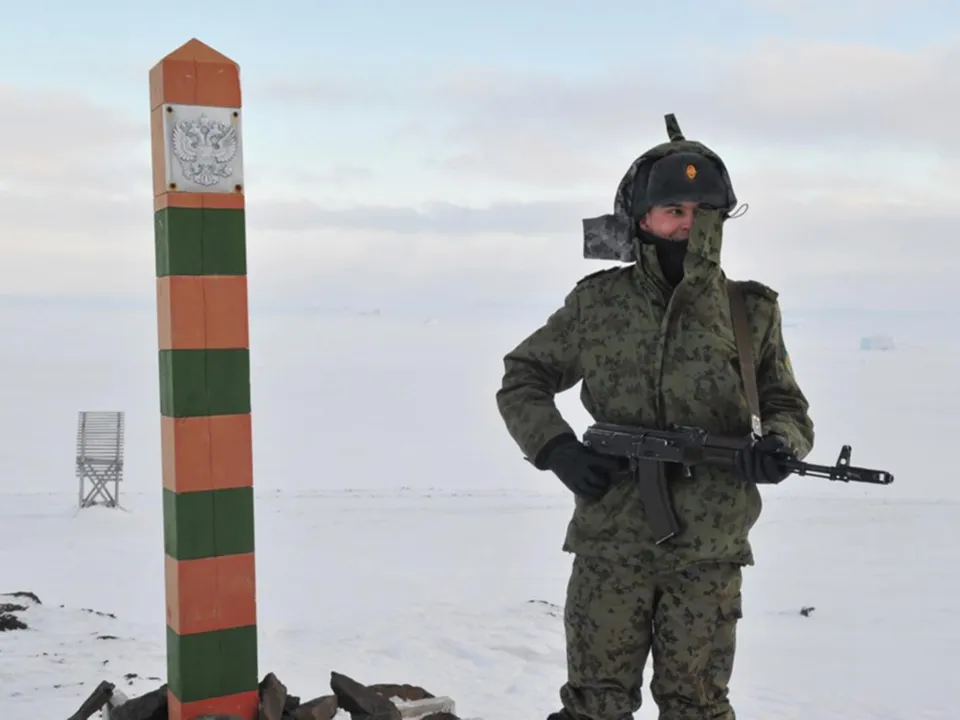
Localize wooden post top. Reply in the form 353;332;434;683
149;38;241;109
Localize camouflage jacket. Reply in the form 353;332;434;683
495;209;815;573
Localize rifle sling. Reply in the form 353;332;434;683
726;279;762;438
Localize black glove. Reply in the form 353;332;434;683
542;434;623;501
735;433;794;484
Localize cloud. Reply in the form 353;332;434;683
421;38;960;188
0;32;955;315
0;85;148;192
0;85;155;297
249;77;378;106
0;80;588;304
240;154;959;314
721;185;953;276
246;197;598;236
747;0;955;24
245;164;376;194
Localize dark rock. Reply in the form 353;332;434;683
81;607;117;619
109;683;168;720
65;680;115;720
368;683;434;702
287;695;338;720
0;603;27;613
330;672;401;720
0;613;27;631
420;714;460;720
259;672;289;720
4;590;41;604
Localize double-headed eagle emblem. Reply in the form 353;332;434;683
171;113;239;187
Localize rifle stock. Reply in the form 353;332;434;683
582;421;894;545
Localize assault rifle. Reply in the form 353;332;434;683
582;421;895;545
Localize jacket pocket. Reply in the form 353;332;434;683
571;467;634;540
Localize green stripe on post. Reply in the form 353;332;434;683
166;624;259;703
155;206;248;277
159;349;251;417
163;487;255;561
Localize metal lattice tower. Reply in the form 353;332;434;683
76;411;125;508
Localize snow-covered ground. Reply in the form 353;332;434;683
1;299;957;719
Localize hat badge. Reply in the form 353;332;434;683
685;163;697;180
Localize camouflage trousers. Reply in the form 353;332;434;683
558;554;743;720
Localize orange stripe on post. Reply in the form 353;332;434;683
154;192;245;212
157;275;249;350
161;415;253;493
167;689;260;720
165;553;257;635
195;57;242;108
149;57;198;108
150;104;168;198
157;277;205;349
149;38;242;110
204;276;249;348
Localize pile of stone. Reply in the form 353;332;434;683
69;670;466;720
0;591;37;631
1;593;473;719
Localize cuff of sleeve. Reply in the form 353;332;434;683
528;431;578;470
763;422;812;460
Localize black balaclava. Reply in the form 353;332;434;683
635;151;730;286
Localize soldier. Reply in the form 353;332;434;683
495;115;815;720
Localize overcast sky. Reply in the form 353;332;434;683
0;0;956;316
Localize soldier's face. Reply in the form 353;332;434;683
639;201;698;241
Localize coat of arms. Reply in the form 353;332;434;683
171;113;239;187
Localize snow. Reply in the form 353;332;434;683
1;299;957;719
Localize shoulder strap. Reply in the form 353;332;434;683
574;266;619;287
726;279;762;438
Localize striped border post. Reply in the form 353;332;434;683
148;38;258;720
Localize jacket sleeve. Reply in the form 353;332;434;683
495;288;583;468
756;299;815;460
